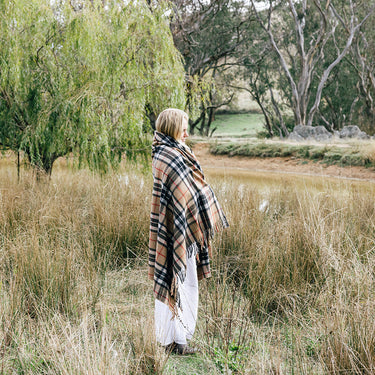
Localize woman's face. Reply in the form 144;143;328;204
179;119;189;143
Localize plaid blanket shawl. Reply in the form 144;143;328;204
148;131;228;312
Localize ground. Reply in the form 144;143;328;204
193;142;375;182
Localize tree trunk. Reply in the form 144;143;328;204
268;81;289;137
307;30;356;126
189;111;205;136
254;94;274;137
198;112;206;136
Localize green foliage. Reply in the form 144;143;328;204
0;0;186;174
185;74;212;122
213;343;251;373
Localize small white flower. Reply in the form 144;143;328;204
118;174;129;186
259;199;269;213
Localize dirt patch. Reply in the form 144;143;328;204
193;143;375;182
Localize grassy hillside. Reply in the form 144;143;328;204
1;158;375;373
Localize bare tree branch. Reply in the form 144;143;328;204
307;2;375;125
251;0;302;125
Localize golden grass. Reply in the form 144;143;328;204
1;157;375;374
362;141;375;163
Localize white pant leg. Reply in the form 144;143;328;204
154;254;199;345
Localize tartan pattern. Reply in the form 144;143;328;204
148;131;228;311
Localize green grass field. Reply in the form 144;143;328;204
210;113;264;137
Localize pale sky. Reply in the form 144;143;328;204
254;1;268;10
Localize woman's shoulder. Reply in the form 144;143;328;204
153;144;184;163
153;145;188;176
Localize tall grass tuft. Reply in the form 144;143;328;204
204;176;375;373
0;164;156;374
0;168;150;318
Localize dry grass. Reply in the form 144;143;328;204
362;141;375;164
1;156;375;374
203;176;375;374
0;161;160;374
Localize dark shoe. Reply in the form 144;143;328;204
165;343;198;355
175;343;198;355
164;343;176;354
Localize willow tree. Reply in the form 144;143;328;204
0;0;186;175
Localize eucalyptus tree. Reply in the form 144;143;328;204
312;1;375;132
170;0;252;136
229;20;290;138
346;3;375;132
250;0;375;128
313;61;358;130
0;0;186;176
352;34;375;119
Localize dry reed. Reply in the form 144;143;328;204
1;157;374;374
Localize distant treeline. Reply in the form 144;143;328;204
170;0;375;138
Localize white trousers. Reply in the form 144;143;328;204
154;254;199;346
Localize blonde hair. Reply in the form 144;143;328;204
155;108;189;140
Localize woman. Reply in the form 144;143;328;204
148;108;228;355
